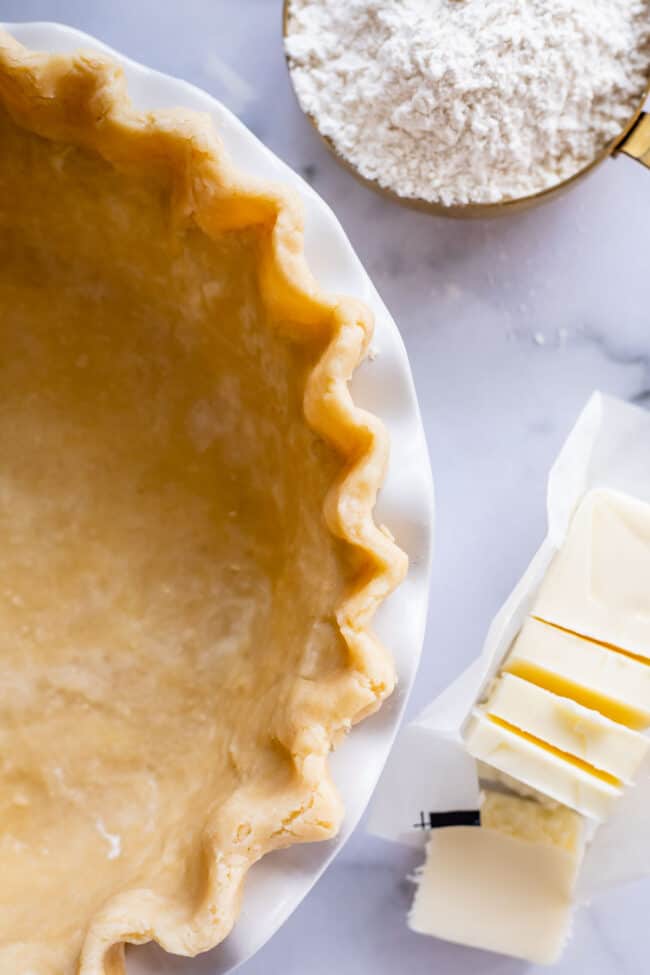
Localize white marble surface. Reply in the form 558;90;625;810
2;2;649;973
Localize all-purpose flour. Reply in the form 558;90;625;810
285;0;650;205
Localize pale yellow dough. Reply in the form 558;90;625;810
0;32;406;975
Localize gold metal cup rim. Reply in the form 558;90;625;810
282;0;650;218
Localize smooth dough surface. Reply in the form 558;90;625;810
0;103;353;973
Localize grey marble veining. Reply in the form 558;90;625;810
1;2;649;973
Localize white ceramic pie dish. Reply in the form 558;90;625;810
2;21;434;975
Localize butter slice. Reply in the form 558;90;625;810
505;617;650;729
409;795;582;964
533;488;650;659
486;674;649;783
464;713;621;820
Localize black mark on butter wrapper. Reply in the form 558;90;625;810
413;810;481;830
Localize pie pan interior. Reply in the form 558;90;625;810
0;23;433;975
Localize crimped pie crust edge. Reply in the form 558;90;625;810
0;30;408;974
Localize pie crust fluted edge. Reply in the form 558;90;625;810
0;30;408;974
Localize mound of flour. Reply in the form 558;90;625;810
285;0;650;205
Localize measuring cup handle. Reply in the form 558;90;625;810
617;112;650;169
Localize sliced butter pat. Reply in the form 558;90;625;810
486;673;649;783
505;617;650;730
477;760;554;805
534;487;650;659
409;796;582;965
464;713;621;820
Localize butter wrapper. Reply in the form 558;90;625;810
368;392;650;901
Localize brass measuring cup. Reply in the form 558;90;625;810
283;1;650;218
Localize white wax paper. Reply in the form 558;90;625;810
369;392;650;900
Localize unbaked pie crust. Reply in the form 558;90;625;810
0;30;407;975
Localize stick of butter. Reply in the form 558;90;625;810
464;712;621;820
486;673;649;783
409;794;584;964
533;488;650;659
505;617;650;730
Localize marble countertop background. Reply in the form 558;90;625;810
2;1;649;973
